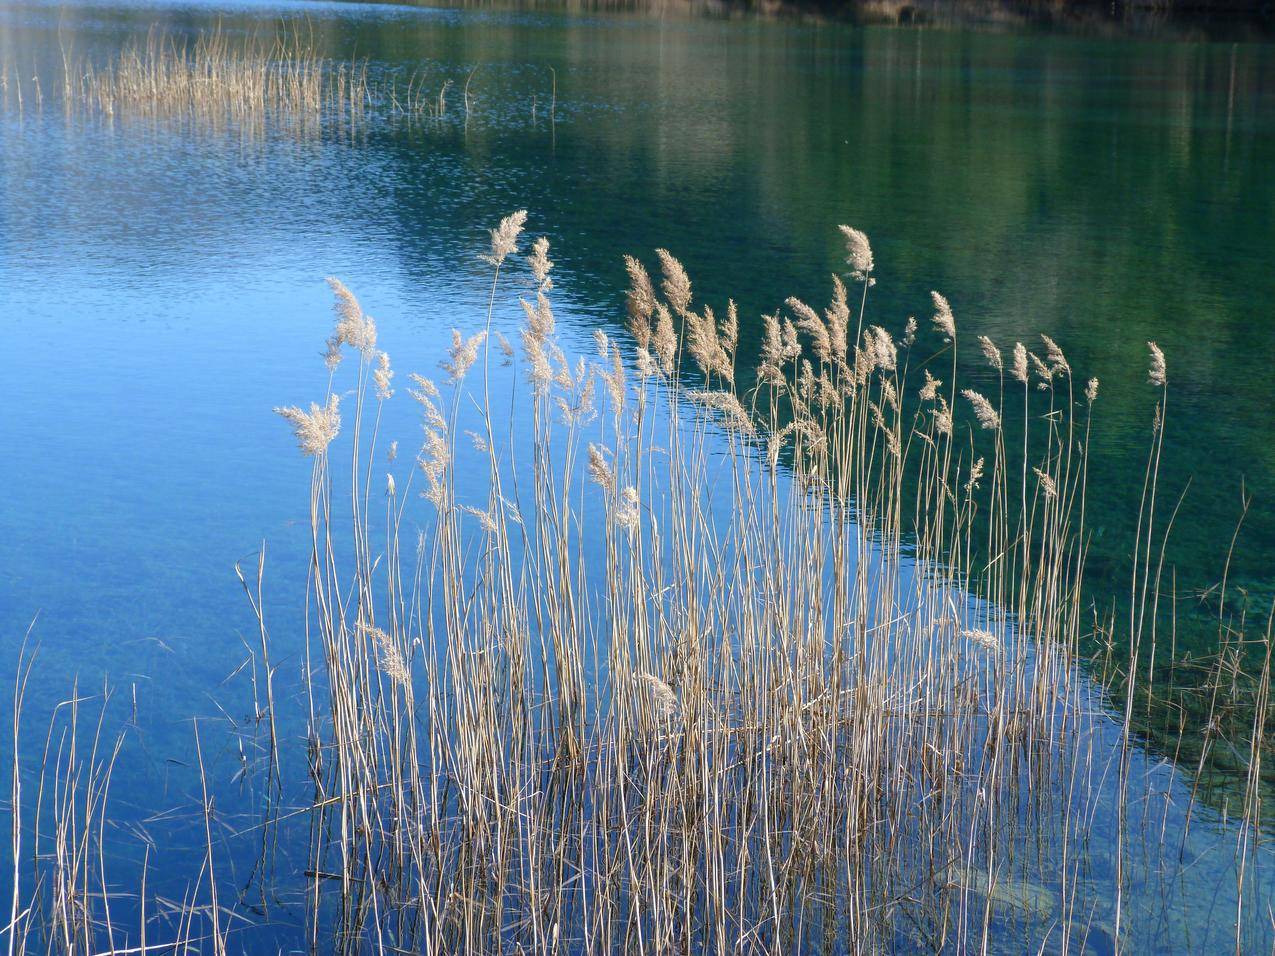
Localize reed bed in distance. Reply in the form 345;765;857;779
56;27;369;126
0;25;514;127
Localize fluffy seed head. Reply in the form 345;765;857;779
781;318;801;362
326;277;377;356
485;209;528;266
978;335;1002;371
651;304;677;376
588;443;614;489
931;291;955;341
760;312;784;369
527;235;553;289
624;255;656;348
1041;334;1070;376
635;346;657;379
1011;342;1028;384
688;389;755;435
442;329;487;382
788;297;830;364
1034;467;1058;499
933;396;953;436
825;276;850;360
961;389;1000;430
1147;341;1166;387
520;295;556;390
602;343;626;411
655;248;692;314
275;394;341;456
838;225;874;282
919;369;942;402
966;456;985;493
460;504;498;534
616;486;640;534
1029;352;1053;389
360;624;410;687
720;300;739;356
374;351;394;401
686;305;732;379
868;326;897;373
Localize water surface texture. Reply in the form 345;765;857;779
2;0;1274;949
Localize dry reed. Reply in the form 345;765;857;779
5;216;1273;954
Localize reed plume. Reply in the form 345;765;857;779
1148;341;1167;386
839;224;874;282
274;395;340;455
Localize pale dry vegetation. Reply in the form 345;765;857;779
56;28;368;126
5;215;1273;953
0;25;521;129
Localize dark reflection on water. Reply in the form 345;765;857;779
1;0;1273;946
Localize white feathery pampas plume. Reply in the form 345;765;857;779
1147;341;1166;387
961;389;1000;430
587;443;613;488
1011;342;1028;384
325;277;377;365
655;248;692;314
978;335;1002;371
918;369;942;402
838;225;874;283
688;390;755;435
931;291;955;341
374;351;394;401
484;209;528;266
624;255;656;347
1041;334;1070;376
442;329;487;382
275;394;341;456
788;297;830;365
528;235;553;290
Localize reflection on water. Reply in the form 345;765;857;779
1;0;1274;949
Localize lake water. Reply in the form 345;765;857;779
2;0;1274;950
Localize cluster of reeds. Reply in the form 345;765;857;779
38;27;369;128
1;27;546;130
5;215;1272;953
2;25;566;137
245;213;1261;952
6;637;232;954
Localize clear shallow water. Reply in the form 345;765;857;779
1;0;1274;949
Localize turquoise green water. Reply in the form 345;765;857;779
1;0;1274;949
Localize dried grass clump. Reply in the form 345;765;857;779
7;217;1273;955
229;215;1234;954
56;27;369;127
234;217;1275;954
